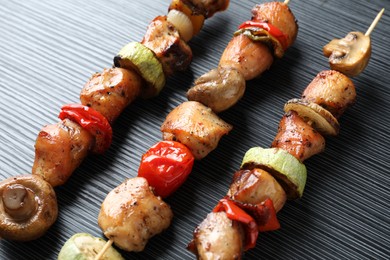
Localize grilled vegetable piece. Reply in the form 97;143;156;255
80;67;142;124
0;175;58;241
32;119;93;187
323;31;371;77
271;111;326;162
235;21;287;58
251;2;298;49
227;168;286;213
284;98;340;136
188;211;244;260
167;9;193;42
141;16;192;77
241;147;307;200
98;177;173;252
58;233;124;260
161;101;232;160
114;42;165;98
187;66;246;113
219;34;274;81
169;0;205;35
301;70;356;118
138;141;195;198
212;197;260;250
58;104;113;154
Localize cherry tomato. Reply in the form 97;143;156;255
59;104;112;154
239;20;288;50
138;141;195;198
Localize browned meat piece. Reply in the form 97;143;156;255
301;70;356;118
98;177;173;252
32;119;93;187
271;111;326;162
227;168;286;212
251;2;298;49
219;34;274;81
80;67;142;123
161;101;232;160
182;0;230;18
142;15;193;77
187;66;246;113
188;211;244;260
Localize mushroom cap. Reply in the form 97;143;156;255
323;31;371;77
0;175;58;241
187;66;246;113
284;98;340;136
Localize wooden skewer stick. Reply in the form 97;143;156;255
284;0;290;5
365;8;385;36
94;239;114;260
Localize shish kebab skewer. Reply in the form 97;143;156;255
93;0;298;258
188;8;384;260
0;0;229;246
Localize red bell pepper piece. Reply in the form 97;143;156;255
239;20;289;50
138;141;195;198
59;104;112;154
213;197;259;250
239;198;280;232
213;196;281;250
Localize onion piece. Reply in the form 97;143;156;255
167;9;193;42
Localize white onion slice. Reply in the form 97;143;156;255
167;9;193;42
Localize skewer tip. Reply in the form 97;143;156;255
283;0;290;5
365;8;385;36
94;239;114;260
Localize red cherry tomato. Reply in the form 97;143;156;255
138;141;195;198
59;104;112;154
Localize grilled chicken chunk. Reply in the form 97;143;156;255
80;67;142;123
228;169;286;213
219;34;274;81
187;66;246;113
142;15;193;77
161;101;232;160
271;111;326;162
302;70;356;118
98;177;173;252
189;211;244;260
251;2;298;49
182;0;230;18
32;119;93;187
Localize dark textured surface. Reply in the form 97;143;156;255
0;0;389;259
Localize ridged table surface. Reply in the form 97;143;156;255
0;0;389;259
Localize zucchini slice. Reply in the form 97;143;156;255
114;42;165;98
58;233;124;260
241;147;307;199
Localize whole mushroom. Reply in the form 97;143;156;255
0;175;58;241
323;31;371;77
187;66;246;113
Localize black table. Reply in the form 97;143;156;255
1;0;389;259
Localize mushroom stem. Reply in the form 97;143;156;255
2;184;37;221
